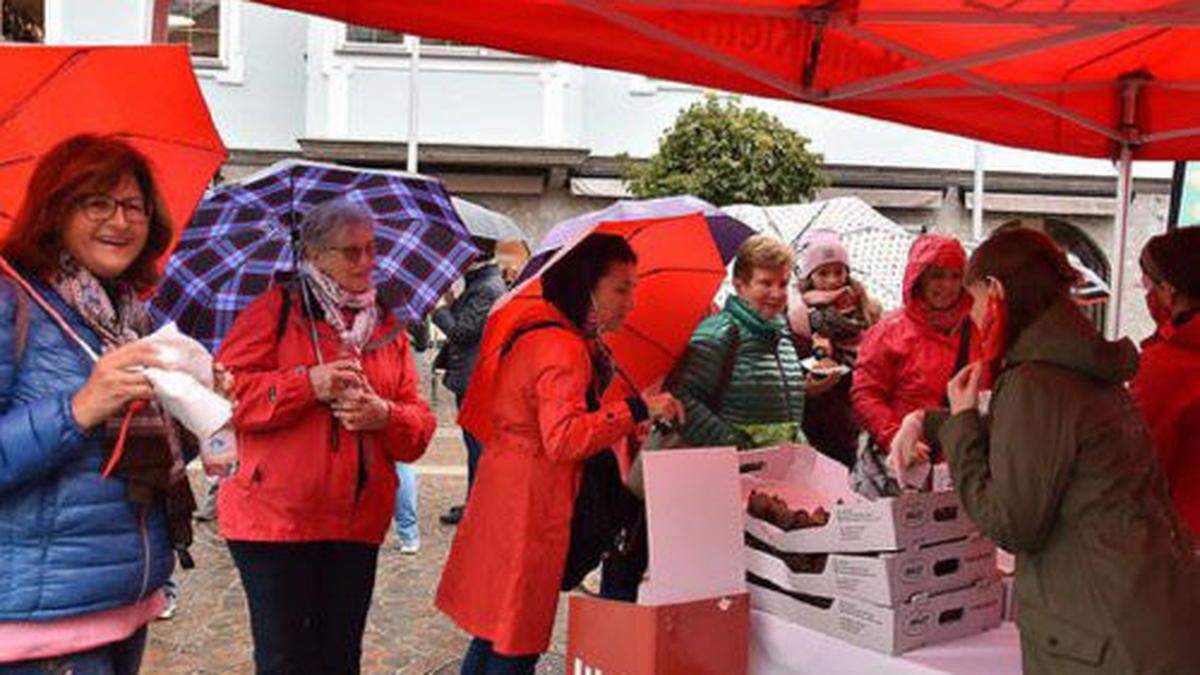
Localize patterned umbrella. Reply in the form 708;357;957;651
151;160;477;352
516;196;753;284
725;197;1110;311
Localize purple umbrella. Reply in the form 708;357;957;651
151;160;477;352
518;196;753;283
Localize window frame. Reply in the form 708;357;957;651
166;0;243;78
337;26;534;61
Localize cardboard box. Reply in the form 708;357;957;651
749;575;1005;655
566;593;749;675
745;535;999;607
568;448;749;675
741;445;977;553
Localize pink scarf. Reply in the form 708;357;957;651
299;261;381;354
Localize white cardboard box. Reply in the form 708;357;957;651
741;445;977;553
638;447;746;605
749;576;1005;655
745;535;999;607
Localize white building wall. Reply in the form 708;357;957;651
192;1;307;152
46;0;154;44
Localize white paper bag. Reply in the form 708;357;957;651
137;323;237;472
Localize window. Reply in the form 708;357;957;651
1;0;44;43
342;24;519;58
167;0;221;60
345;25;406;46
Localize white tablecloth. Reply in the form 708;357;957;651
750;610;1022;675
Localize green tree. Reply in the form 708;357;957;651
624;95;826;206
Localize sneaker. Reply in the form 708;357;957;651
439;505;464;525
398;540;421;555
157;582;179;621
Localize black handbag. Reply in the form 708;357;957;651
497;322;646;593
559;366;646;592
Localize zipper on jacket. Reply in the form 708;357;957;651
138;505;151;599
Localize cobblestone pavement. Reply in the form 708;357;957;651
143;356;571;674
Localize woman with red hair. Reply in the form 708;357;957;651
924;228;1200;674
0;135;190;673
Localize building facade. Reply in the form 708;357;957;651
8;0;1173;338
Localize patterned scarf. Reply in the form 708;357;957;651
49;254;185;500
299;261;381;353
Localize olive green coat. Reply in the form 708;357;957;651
930;299;1200;674
668;296;807;450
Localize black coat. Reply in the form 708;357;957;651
432;264;507;397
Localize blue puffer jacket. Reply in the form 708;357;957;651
0;277;173;622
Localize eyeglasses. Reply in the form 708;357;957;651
325;242;378;264
77;194;152;224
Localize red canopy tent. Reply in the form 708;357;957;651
252;0;1200;333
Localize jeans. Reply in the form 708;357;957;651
460;638;539;675
395;463;420;546
0;626;147;675
227;540;379;675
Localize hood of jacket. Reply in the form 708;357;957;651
1007;298;1139;385
902;234;967;308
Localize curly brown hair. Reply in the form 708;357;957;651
1;135;173;293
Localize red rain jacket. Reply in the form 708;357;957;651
1131;312;1200;538
216;286;435;545
437;302;639;655
852;235;970;449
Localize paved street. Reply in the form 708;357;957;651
143;358;570;674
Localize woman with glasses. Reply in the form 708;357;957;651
216;198;436;674
0;135;190;673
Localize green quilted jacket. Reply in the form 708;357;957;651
667;296;808;449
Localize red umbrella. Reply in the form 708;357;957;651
255;0;1197;332
0;45;227;260
460;213;728;446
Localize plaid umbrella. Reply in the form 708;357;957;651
151;160;477;352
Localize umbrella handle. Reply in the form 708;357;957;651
296;275;325;366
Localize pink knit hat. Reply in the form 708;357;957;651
798;228;850;278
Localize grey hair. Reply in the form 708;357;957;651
298;198;373;258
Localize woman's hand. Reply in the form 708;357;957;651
309;359;364;402
213;363;236;403
804;369;842;397
889;409;930;471
70;342;165;430
331;390;391;432
644;392;685;425
948;362;984;415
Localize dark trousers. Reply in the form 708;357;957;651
228;540;379;675
464;430;483;492
0;626;146;675
461;638;539;675
457;394;484;494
